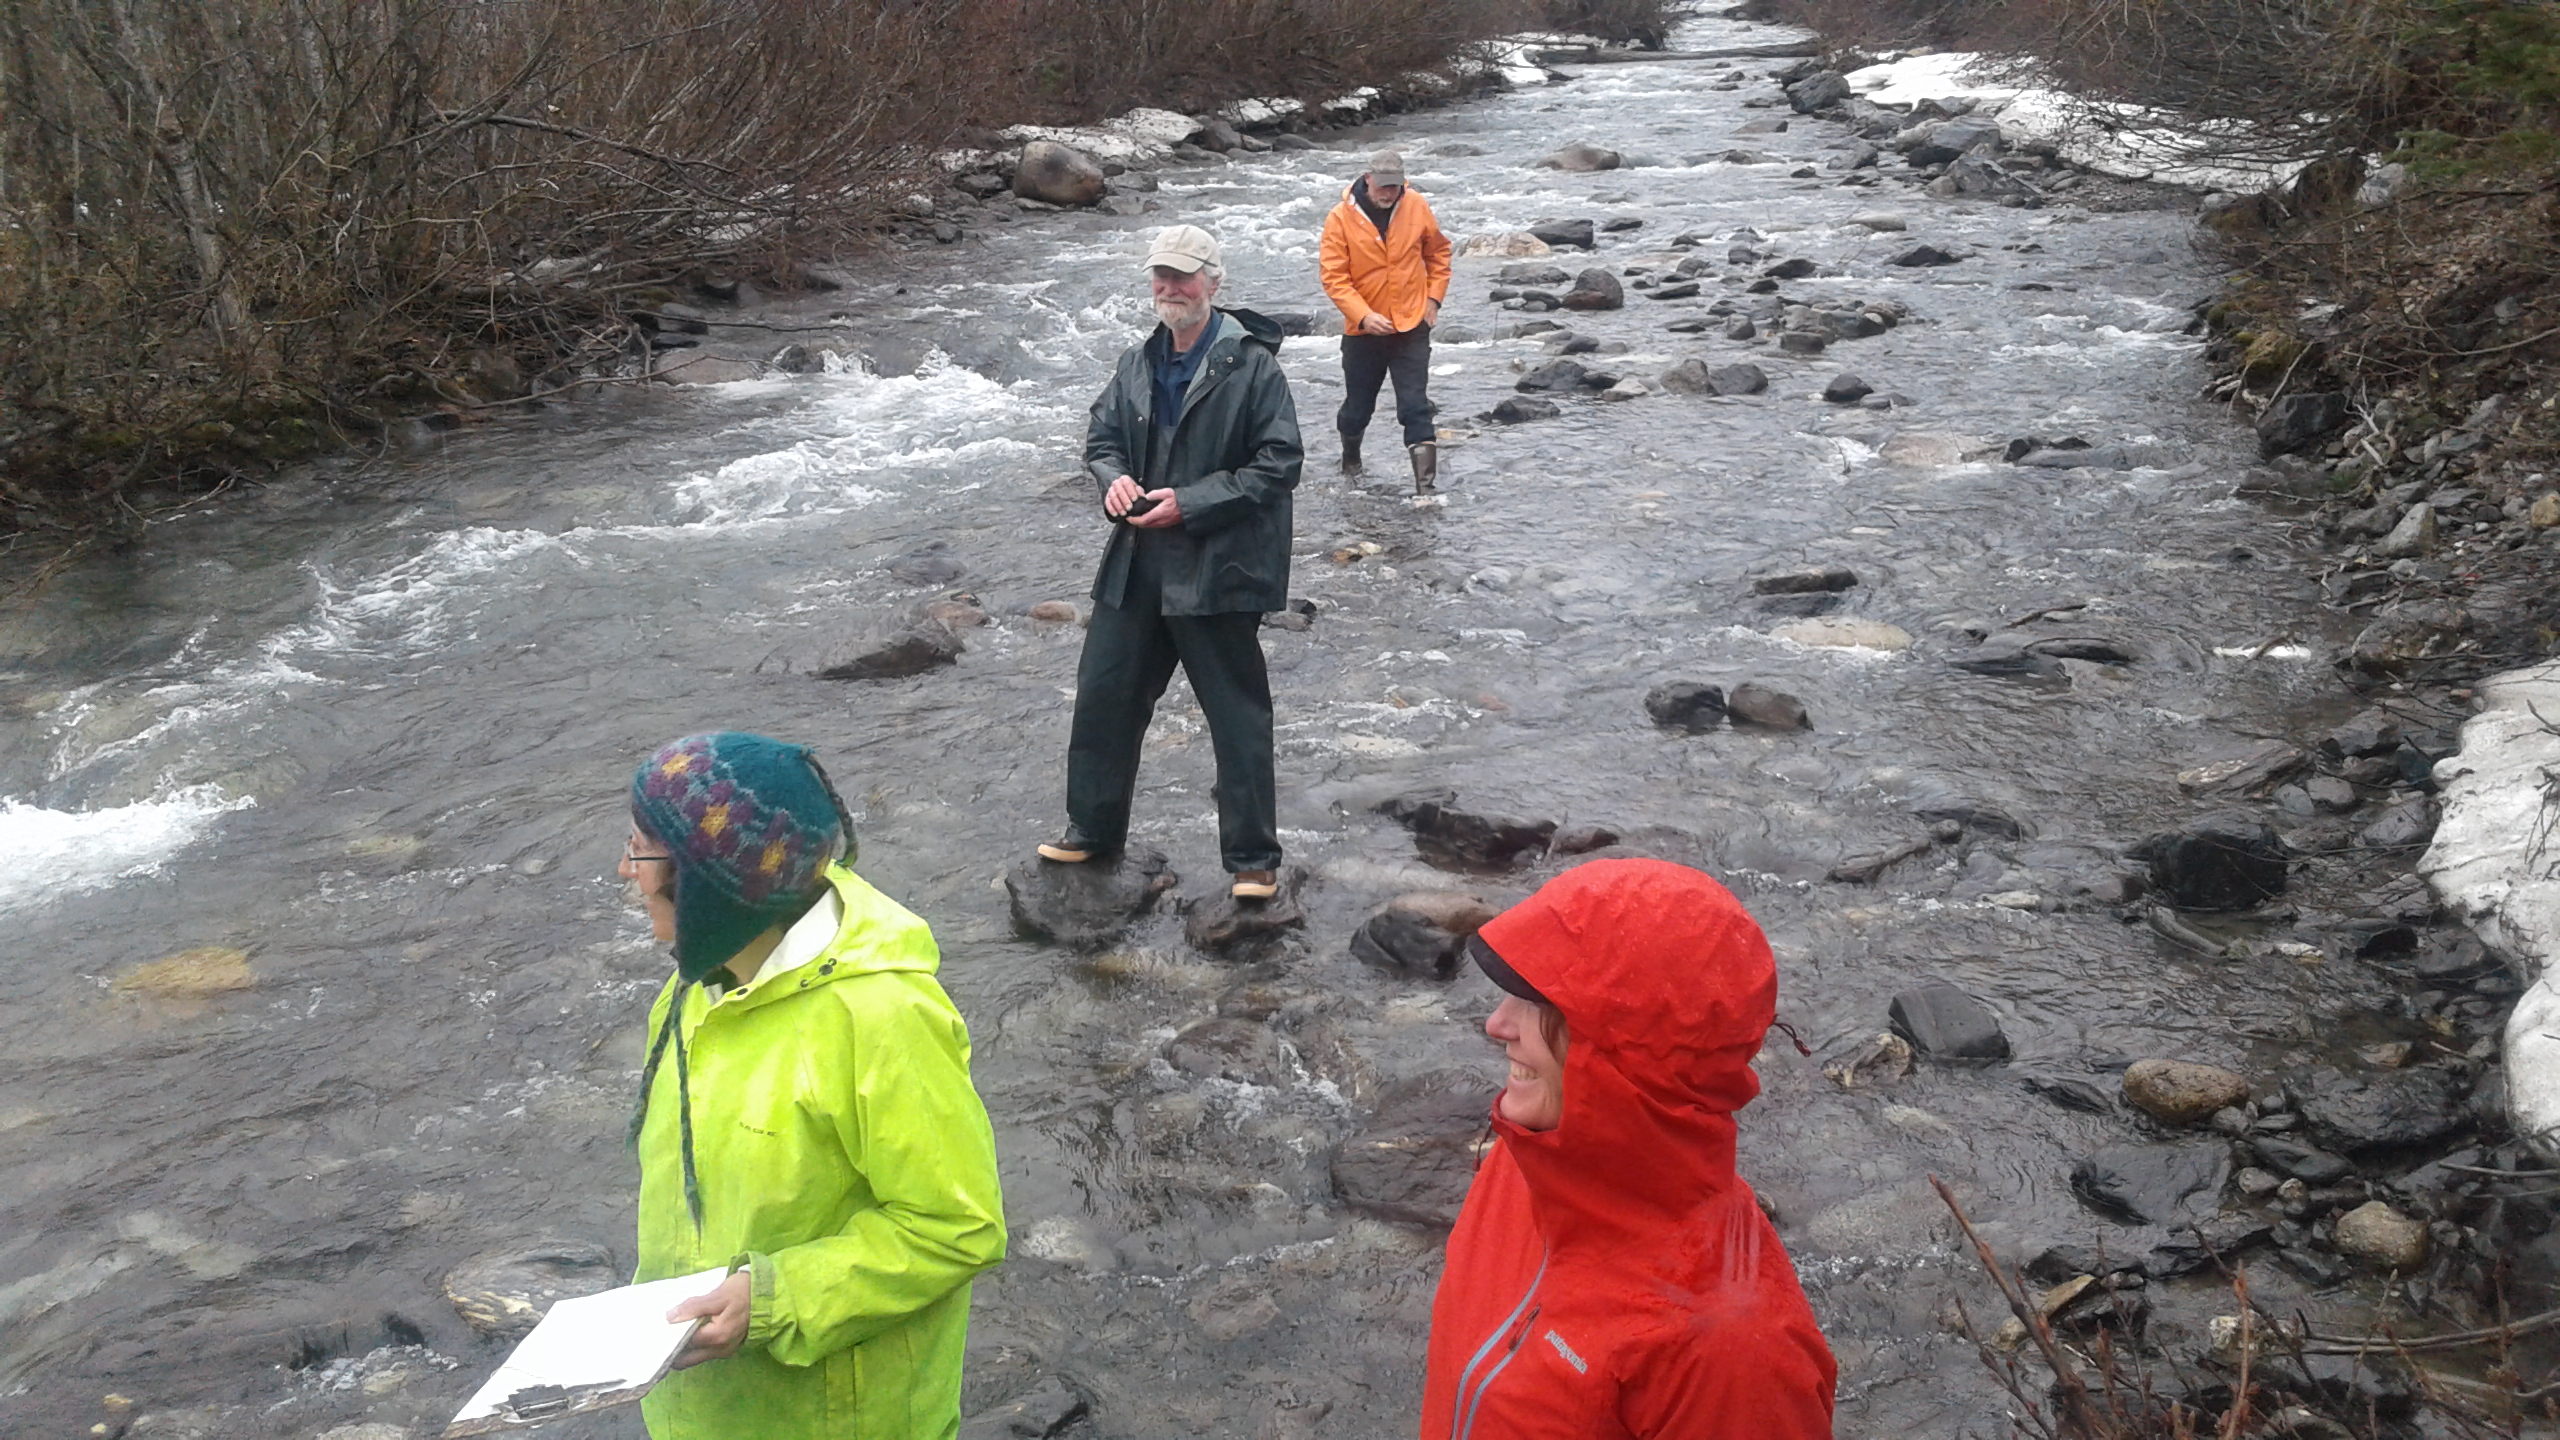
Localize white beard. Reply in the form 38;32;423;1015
1154;296;1209;332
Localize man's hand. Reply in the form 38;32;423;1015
666;1270;753;1370
1103;475;1143;517
1358;312;1395;336
1126;488;1182;528
1424;299;1441;326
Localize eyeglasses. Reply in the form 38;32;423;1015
623;843;671;865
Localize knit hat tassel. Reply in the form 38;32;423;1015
631;984;708;1233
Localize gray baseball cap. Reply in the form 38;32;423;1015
1366;150;1407;186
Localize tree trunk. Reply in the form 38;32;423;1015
102;0;252;349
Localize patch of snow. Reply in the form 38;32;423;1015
2420;659;2560;1158
1844;53;2312;192
998;106;1199;165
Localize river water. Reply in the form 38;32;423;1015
0;16;2419;1439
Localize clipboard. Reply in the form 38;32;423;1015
444;1265;732;1436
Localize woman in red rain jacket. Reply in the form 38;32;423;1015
1419;858;1837;1440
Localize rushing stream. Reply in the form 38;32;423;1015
0;16;2430;1438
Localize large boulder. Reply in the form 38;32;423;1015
1348;891;1500;979
2256;392;2350;457
1906;115;2004;166
1378;789;1557;872
1013;141;1106;207
1707;363;1769;396
1945;154;2031;198
1529;218;1596;250
1539;143;1622;172
1888;983;2010;1060
1561;269;1625;311
2133;814;2287;910
1330;1069;1494;1227
1005;845;1178;945
1497;263;1573;287
1515;358;1591;393
1656;359;1715;395
1786;71;1852;113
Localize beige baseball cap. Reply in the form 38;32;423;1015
1366;150;1407;186
1145;224;1222;273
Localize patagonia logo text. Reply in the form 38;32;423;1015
1543;1328;1588;1374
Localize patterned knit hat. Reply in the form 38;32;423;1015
630;732;853;983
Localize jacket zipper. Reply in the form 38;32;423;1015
1450;1248;1548;1440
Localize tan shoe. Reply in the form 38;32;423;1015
1230;869;1279;899
1038;838;1104;863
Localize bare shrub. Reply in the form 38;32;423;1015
982;0;1531;123
1;0;987;547
1545;0;1690;49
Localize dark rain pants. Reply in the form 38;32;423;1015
1336;324;1436;448
1064;533;1280;873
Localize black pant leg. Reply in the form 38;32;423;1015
1336;332;1391;439
1064;598;1183;849
1164;612;1280;873
1386;324;1437;446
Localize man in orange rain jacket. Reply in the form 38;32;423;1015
1317;149;1451;496
1420;859;1838;1440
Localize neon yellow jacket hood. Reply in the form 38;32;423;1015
632;863;1006;1438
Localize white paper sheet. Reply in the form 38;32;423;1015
444;1265;732;1436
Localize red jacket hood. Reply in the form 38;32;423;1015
1475;858;1776;1251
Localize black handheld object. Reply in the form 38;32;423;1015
1118;492;1159;522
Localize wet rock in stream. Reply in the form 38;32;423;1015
2121;1059;2251;1125
1643;680;1727;732
1378;789;1557;871
1165;1017;1288;1086
1330;1069;1493;1227
1751;564;1858;595
2132;813;2289;910
1348;891;1500;979
1561;269;1625;311
1005;845;1178;945
1183;871;1308;954
2289;1065;2472;1154
1887;983;2010;1060
1727;682;1811;730
442;1243;619;1339
1483;396;1561;424
2069;1143;2230;1225
960;1376;1089;1440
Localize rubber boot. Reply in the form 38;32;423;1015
1339;431;1363;476
1408;441;1438;495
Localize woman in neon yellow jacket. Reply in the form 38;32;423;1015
619;731;1007;1438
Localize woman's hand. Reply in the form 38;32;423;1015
665;1269;753;1370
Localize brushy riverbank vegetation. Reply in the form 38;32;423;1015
0;0;1680;560
1758;0;2560;515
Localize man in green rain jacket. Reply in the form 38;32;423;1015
621;731;1006;1438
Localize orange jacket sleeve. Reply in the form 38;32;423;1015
1418;194;1452;305
1317;206;1372;329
